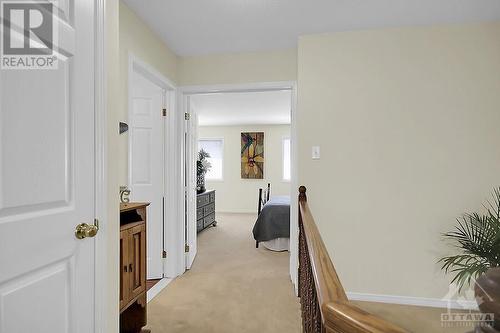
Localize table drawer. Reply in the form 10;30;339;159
197;218;203;232
209;192;215;203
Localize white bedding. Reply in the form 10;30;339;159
261;237;289;252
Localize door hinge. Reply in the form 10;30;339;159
162;250;167;258
162;108;167;117
185;244;190;253
184;112;190;120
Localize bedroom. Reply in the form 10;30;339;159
192;89;293;251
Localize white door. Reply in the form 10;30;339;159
129;71;165;279
0;1;96;333
185;100;198;269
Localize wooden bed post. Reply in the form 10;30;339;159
299;185;307;202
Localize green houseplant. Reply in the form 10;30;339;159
439;188;500;290
439;188;500;331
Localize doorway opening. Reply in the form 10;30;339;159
178;82;299;290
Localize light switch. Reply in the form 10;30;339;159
312;146;320;159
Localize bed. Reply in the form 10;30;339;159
252;184;290;252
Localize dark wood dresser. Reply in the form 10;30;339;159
196;190;216;233
119;202;149;333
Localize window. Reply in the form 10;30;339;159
282;137;291;181
198;139;224;180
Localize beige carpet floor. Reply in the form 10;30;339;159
145;213;301;333
146;213;475;333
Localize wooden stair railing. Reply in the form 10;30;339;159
298;186;408;333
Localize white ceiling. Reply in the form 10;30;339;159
191;90;291;126
123;0;500;56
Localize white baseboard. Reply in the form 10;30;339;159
347;292;478;310
147;278;172;303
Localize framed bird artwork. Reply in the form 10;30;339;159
241;132;264;179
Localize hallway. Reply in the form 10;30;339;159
145;213;301;333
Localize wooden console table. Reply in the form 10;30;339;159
120;202;150;333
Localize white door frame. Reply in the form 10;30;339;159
127;54;184;280
94;0;107;331
177;82;299;291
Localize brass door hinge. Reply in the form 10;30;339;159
162;108;167;117
184;112;190;120
162;250;167;258
185;244;190;253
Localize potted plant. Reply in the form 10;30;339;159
439;188;500;331
196;149;211;194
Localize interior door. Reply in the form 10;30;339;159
0;1;96;332
129;70;164;279
185;100;198;269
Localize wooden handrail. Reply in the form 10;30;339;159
298;186;408;333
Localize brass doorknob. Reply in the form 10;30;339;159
75;220;99;239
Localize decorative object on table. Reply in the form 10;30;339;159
119;122;129;134
439;187;500;332
241;132;264;179
197;149;211;194
120;186;131;203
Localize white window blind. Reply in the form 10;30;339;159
198;139;224;180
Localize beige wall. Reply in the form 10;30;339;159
118;1;178;185
297;22;500;300
178;49;297;86
199;125;291;213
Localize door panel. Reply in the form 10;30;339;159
129;71;164;279
128;224;146;300
0;0;95;332
131;127;153;184
120;230;130;310
1;260;72;333
0;67;69;213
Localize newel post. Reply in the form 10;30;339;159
299;186;307;202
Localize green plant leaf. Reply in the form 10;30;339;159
439;187;500;291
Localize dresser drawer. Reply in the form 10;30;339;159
197;218;203;232
204;213;215;228
209;192;215;203
197;208;204;220
197;194;209;206
203;203;215;216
